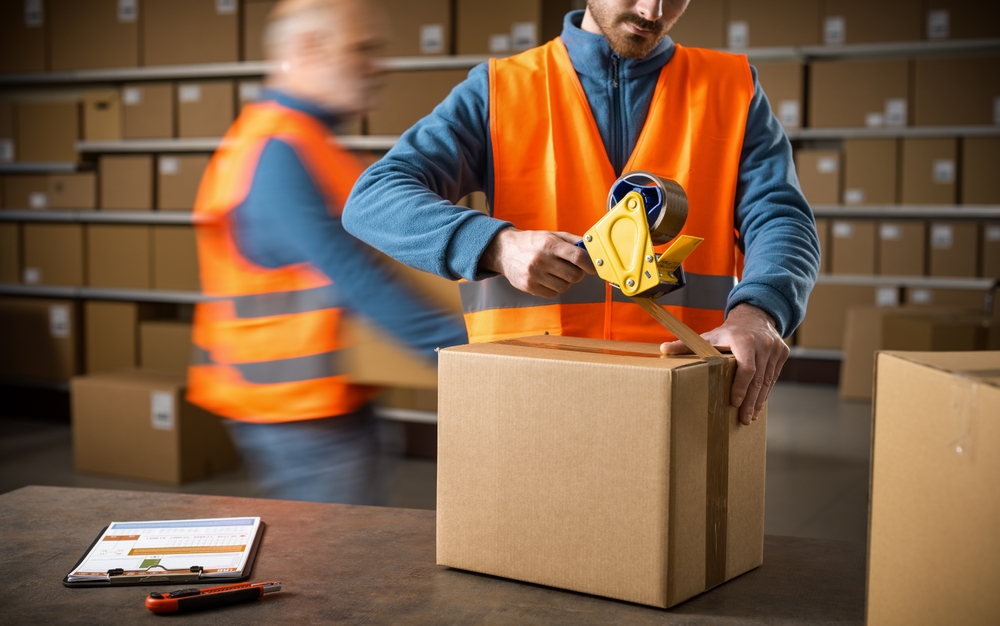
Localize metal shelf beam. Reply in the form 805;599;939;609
0;210;195;224
0;162;80;173
815;274;998;290
0;284;205;304
788;125;1000;140
787;347;843;361
812;205;1000;219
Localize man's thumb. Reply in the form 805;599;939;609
660;340;691;356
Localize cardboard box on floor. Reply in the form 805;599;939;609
662;0;725;48
0;297;82;381
809;60;910;129
177;81;235;138
924;0;1000;40
140;320;193;376
437;334;765;608
963;138;1000;205
0;102;15;162
3;174;49;209
878;220;925;276
143;0;239;66
122;83;175;139
843;139;898;205
23;224;85;286
16;102;80;163
913;55;1000;126
152;226;201;291
983;222;1000;278
72;370;240;484
84;301;174;374
830;220;876;275
726;0;821;47
100;155;154;210
820;0;921;45
47;173;96;210
367;69;467;135
0;223;21;283
755;62;804;129
0;0;46;74
900;138;957;205
242;0;278;61
82;90;122;141
795;150;840;205
158;155;210;210
49;0;139;71
86;225;152;289
455;0;572;56
928;221;977;278
797;284;890;349
381;0;451;57
867;351;1000;626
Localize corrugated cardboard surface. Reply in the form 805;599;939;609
913;55;1000;126
882;314;987;352
437;335;765;608
809;59;910;128
122;83;175;139
100;155;154;210
0;298;81;381
798;284;878;349
0;223;21;283
157;154;210;210
16;102;80;163
830;220;876;275
23;224;85;286
900;138;957;205
795;149;840;205
0;0;46;73
962;138;1000;205
868;351;1000;625
727;0;821;47
983;222;1000;278
84;301;146;374
86;225;152;289
367;70;467;135
82;90;122;141
71;370;240;484
2;174;48;209
140;320;193;376
843;139;898;205
177;81;235;138
820;0;921;44
928;221;977;278
382;0;452;56
905;287;989;313
877;220;925;276
49;0;139;70
924;0;1000;40
755;62;803;129
667;0;726;48
152;226;201;291
47;173;96;210
143;0;239;66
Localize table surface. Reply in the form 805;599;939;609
0;486;866;625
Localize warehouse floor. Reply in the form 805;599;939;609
0;382;870;543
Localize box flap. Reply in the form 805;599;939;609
880;351;1000;388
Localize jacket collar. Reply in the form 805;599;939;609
559;10;675;81
261;88;344;130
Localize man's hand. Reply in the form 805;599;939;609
661;304;789;426
480;227;596;297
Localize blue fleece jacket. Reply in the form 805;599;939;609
345;11;820;337
230;90;469;361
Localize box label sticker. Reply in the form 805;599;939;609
29;192;48;209
215;0;236;15
239;82;262;103
159;157;179;175
884;98;907;127
151;391;175;431
823;16;845;44
24;0;43;26
865;112;884;128
817;156;838;173
876;287;898;307
910;288;932;304
844;188;865;205
927;10;949;40
986;225;1000;242
931;224;953;248
778;100;800;127
880;224;901;240
123;87;143;106
179;85;202;103
727;21;748;47
23;267;41;285
932;159;955;184
420;24;444;54
118;0;137;22
49;305;70;338
0;139;15;163
511;22;537;51
489;34;511;53
833;222;853;238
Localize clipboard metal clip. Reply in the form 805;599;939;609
107;565;206;585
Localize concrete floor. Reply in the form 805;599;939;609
0;381;871;543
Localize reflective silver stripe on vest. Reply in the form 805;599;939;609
230;284;342;319
191;345;340;385
191;344;213;366
460;272;735;313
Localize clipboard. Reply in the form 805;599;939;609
63;517;266;587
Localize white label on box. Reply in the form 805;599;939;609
823;16;845;44
123;87;143;105
420;24;444;54
159;157;179;175
932;159;955;184
118;0;137;22
24;0;43;26
931;224;954;249
876;287;898;307
29;192;47;209
215;0;236;15
927;10;949;40
23;267;41;285
865;112;885;128
844;188;865;205
880;224;901;240
0;139;14;163
179;85;202;103
151;391;175;431
778;100;800;127
489;34;511;53
239;82;262;103
511;22;537;51
49;305;70;338
727;21;748;48
884;98;907;127
833;222;853;238
911;288;932;304
994;96;1000;124
986;225;1000;242
817;156;838;174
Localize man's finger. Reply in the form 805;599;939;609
660;340;692;355
551;234;597;273
740;349;770;425
729;345;756;407
753;351;780;417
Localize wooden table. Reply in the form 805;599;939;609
0;486;866;625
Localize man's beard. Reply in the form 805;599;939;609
588;1;667;59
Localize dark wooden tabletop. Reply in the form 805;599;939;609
0;486;866;625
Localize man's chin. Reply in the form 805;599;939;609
607;32;664;59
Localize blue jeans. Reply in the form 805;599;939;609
224;404;384;505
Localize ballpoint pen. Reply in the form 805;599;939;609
145;580;282;614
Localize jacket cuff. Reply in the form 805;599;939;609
726;282;795;338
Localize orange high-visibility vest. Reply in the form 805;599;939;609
460;40;754;344
187;101;376;423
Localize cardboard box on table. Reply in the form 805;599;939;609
86;225;152;289
3;175;49;209
726;0;821;47
47;173;96;209
437;334;766;608
72;370;240;484
157;155;210;210
963;138;1000;206
662;0;725;49
122;83;175;139
794;149;840;205
900;138;957;206
755;62;804;129
82;90;122;141
877;220;925;276
923;0;1000;40
177;81;235;138
0;223;21;283
867;351;1000;625
809;59;910;128
23;223;85;286
843;139;898;205
819;0;921;45
0;297;82;381
381;0;451;57
16;102;80;163
140;320;193;376
0;0;46;74
152;226;201;291
143;0;239;66
99;155;154;210
242;0;278;61
913;55;1000;126
928;221;978;278
49;0;139;71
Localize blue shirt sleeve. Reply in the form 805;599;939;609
231;138;469;361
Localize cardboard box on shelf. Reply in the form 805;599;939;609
242;0;278;61
0;298;82;381
795;150;840;205
913;55;1000;126
816;218;829;274
177;81;235;138
928;221;977;278
49;0;139;71
878;221;926;276
71;370;240;484
923;0;1000;40
726;0;821;48
47;173;96;210
140;320;193;376
143;0;239;66
99;155;154;210
122;83;175;139
666;0;725;48
0;223;20;283
16;102;80;163
437;334;766;608
84;301;168;374
455;0;572;56
152;226;201;291
868;351;1000;626
0;102;15;162
842;139;898;205
820;0;922;45
797;284;884;349
962;138;1000;205
0;0;46;73
237;80;264;109
381;0;451;56
86;225;152;289
830;220;876;275
755;62;803;129
3;175;49;209
809;59;910;129
367;70;467;135
905;288;989;313
900;138;957;205
983;222;1000;279
157;155;210;210
82;90;122;141
22;224;85;286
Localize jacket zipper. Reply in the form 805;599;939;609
611;53;622;176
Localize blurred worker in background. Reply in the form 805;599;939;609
187;0;468;504
343;0;819;426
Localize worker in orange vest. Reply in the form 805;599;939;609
188;0;468;504
344;0;820;426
